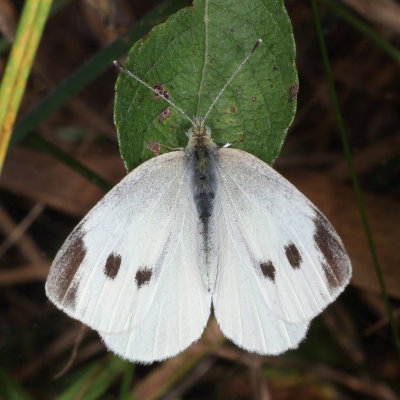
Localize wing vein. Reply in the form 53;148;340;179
110;166;192;334
217;165;306;320
88;163;187;330
288;226;332;302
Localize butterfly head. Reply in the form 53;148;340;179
185;121;216;150
186;118;211;137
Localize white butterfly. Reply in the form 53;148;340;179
46;39;351;363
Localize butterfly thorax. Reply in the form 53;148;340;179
185;126;218;220
185;126;218;289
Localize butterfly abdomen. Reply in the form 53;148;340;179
186;135;219;289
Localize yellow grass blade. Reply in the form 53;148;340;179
0;0;53;173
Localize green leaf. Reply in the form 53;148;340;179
115;0;297;171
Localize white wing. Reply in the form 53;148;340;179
46;151;211;360
213;148;351;333
213;206;310;354
99;201;212;362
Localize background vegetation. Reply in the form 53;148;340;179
0;0;399;399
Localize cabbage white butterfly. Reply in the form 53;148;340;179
46;39;351;363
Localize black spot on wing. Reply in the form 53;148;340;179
55;227;86;309
285;242;302;269
313;212;350;290
104;253;121;279
321;263;340;289
259;261;276;282
64;282;79;309
135;267;152;289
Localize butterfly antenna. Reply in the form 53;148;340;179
114;60;196;128
201;39;263;125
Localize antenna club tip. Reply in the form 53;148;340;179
113;60;123;68
252;39;263;52
114;60;128;74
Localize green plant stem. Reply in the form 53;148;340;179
310;0;400;355
119;363;135;400
27;134;112;192
321;0;400;63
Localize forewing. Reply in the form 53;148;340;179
214;148;351;325
46;151;211;339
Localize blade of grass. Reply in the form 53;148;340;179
9;0;191;150
55;357;128;400
321;0;400;63
77;358;130;400
310;0;400;356
0;0;53;173
27;134;112;192
119;363;135;400
0;369;34;400
54;361;102;400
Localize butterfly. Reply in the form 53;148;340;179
46;39;351;363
